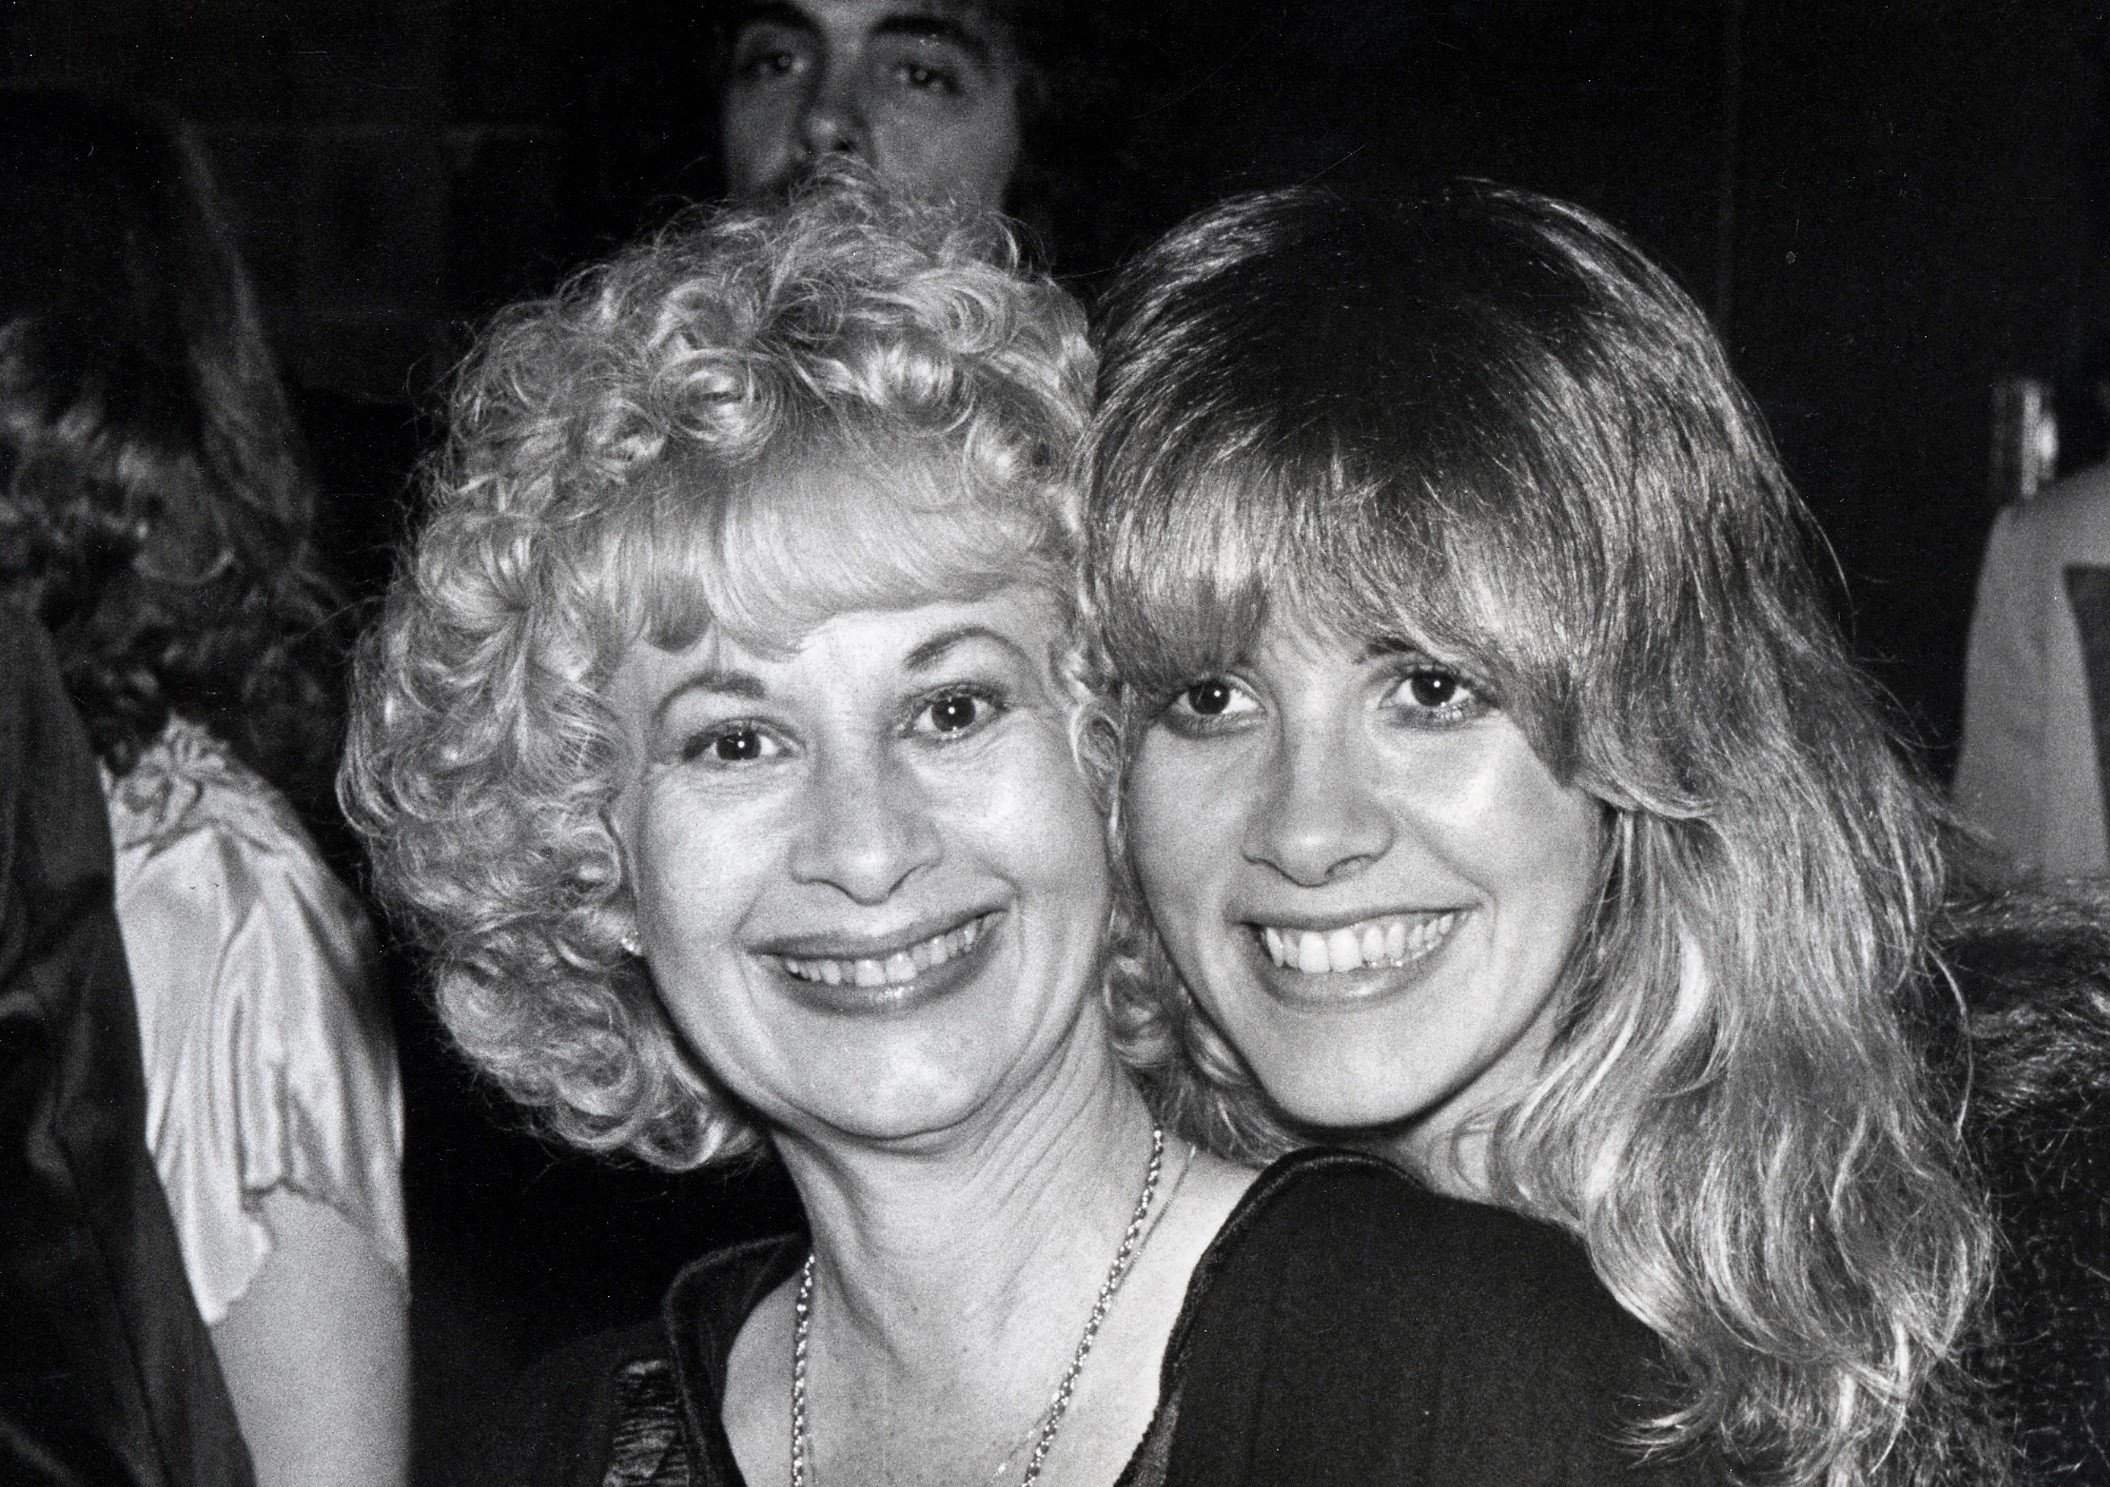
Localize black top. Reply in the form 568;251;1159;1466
485;1149;1717;1487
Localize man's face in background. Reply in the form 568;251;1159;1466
719;0;1023;209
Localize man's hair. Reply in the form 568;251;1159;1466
596;0;1151;274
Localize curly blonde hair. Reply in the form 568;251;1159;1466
343;167;1094;1168
1084;182;2002;1486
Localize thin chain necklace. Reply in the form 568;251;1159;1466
790;1123;1165;1487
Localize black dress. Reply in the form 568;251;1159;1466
484;1149;1717;1487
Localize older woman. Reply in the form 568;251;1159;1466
346;172;1710;1487
1085;182;2009;1487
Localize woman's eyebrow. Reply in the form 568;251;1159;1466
652;667;768;725
903;624;1027;673
1359;635;1428;662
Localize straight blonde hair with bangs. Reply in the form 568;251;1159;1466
1083;182;2001;1487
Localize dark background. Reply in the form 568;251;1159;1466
6;0;2102;747
4;1;2104;1479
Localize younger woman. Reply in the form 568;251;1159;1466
1085;181;2005;1487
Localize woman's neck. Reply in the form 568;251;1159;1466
722;1027;1260;1487
774;1028;1159;1358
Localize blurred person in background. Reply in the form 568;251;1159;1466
1956;458;2110;878
0;87;408;1487
716;0;1024;209
596;0;1159;279
0;603;256;1487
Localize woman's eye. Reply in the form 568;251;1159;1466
1407;671;1457;708
929;692;980;731
913;687;1003;738
1159;677;1260;735
1387;665;1487;724
683;725;781;765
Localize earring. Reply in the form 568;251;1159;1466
620;930;643;958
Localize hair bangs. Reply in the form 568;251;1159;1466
1093;403;1593;777
596;430;1061;662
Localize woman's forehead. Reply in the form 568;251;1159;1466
620;429;1043;635
614;584;1071;724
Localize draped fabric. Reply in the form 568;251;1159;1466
0;606;255;1487
104;718;404;1327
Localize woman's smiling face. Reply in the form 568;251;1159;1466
608;579;1111;1148
1124;614;1605;1155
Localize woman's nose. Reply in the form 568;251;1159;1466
788;747;939;904
1241;735;1396;888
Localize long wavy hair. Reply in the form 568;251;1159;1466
1082;182;2002;1487
0;88;341;814
341;167;1095;1168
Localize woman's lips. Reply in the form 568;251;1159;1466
774;912;995;989
766;911;1003;1013
1240;909;1467;1009
1253;911;1462;975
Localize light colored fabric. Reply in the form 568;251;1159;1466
1957;463;2110;877
103;719;405;1327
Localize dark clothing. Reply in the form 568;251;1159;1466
490;1149;1710;1487
1950;888;2110;1485
0;608;254;1487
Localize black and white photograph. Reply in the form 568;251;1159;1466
3;4;2107;1485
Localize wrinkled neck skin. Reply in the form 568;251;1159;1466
771;1009;1160;1372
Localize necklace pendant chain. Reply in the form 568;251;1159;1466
790;1124;1167;1487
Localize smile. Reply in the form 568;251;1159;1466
1253;912;1461;976
776;913;995;989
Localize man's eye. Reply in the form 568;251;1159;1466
731;31;810;81
899;61;959;93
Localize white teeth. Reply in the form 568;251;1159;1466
1258;912;1459;975
777;915;991;989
